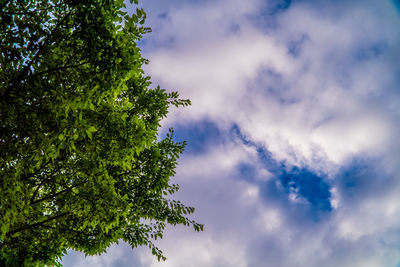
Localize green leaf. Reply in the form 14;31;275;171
86;129;92;140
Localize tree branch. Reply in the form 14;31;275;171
29;166;61;204
30;62;87;78
7;212;70;236
30;186;73;206
42;224;92;237
30;170;85;206
20;161;50;181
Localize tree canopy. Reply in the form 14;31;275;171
0;0;202;265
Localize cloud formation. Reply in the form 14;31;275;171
63;0;400;266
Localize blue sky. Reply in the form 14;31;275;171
63;0;400;266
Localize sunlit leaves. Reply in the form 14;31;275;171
0;0;202;265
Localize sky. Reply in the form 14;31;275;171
63;0;400;266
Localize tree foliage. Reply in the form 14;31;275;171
0;0;202;265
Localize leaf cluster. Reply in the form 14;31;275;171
0;0;201;265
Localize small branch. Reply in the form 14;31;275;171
30;187;72;206
30;178;46;204
30;170;83;206
29;166;61;204
7;212;70;236
30;62;87;78
42;224;91;237
20;161;50;181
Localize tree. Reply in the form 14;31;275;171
0;0;203;265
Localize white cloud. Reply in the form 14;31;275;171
145;0;400;170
